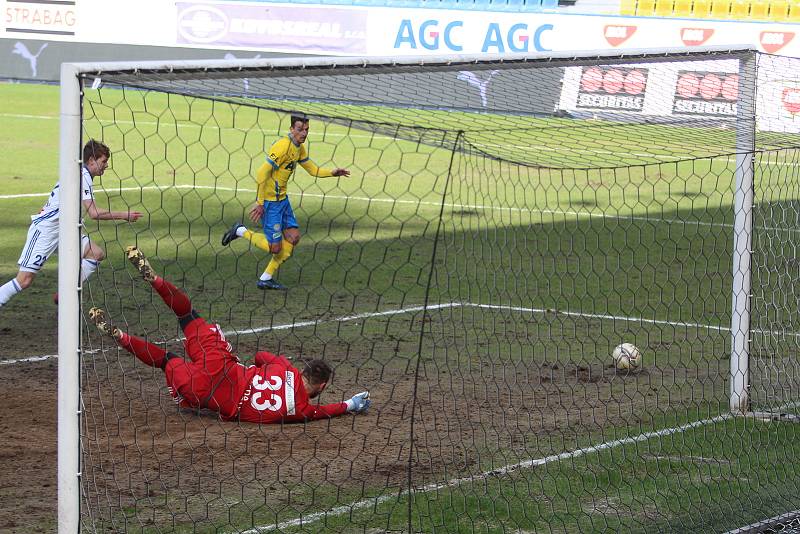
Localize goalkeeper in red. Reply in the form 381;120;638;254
89;246;370;423
221;113;350;290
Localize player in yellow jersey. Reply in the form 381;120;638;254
221;114;350;289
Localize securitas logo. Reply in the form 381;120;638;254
576;66;647;111
674;70;738;115
783;88;800;114
760;31;795;53
177;5;228;43
604;25;636;47
680;28;714;46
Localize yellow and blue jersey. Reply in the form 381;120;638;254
255;135;333;203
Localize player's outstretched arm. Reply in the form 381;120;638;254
294;392;370;421
83;199;142;222
298;158;350;178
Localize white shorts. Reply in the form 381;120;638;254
18;217;89;273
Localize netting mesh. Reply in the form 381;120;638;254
74;50;800;532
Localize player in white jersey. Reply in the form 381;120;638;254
0;140;143;309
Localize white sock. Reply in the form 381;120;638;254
259;272;272;281
0;279;23;307
236;226;247;237
80;258;100;283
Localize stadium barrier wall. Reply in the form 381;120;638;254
2;0;799;82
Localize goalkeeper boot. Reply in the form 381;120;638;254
126;246;156;282
89;307;122;340
221;221;243;246
257;279;287;290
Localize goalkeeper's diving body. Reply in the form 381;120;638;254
222;113;350;290
89;246;371;423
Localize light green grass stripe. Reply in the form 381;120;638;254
4;111;800;168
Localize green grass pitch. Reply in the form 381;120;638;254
1;80;800;533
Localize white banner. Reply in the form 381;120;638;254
2;0;799;56
558;56;800;133
3;0;78;36
366;10;799;56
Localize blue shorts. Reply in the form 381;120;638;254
262;198;298;244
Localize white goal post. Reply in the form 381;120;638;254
730;51;756;416
57;61;83;534
57;46;765;532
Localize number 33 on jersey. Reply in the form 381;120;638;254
247;371;295;414
236;351;349;423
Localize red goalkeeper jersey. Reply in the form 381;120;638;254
235;351;347;423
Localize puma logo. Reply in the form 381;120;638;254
456;70;500;108
12;42;48;77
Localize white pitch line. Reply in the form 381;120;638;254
0;354;56;365
219;302;459;338
1;113;59;121
464;302;731;332
0;303;460;366
725;509;800;534
6;299;800;365
241;413;734;533
645;454;730;464
0;182;749;234
0;191;56;199
7;181;800;235
463;302;800;339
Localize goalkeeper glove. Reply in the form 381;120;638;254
345;391;371;414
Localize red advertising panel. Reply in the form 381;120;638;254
783;87;800;114
679;28;714;46
603;25;637;47
576;66;648;111
673;70;738;115
760;31;795;54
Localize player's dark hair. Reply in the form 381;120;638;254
289;113;309;128
83;139;111;163
302;359;332;385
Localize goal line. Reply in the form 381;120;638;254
4;300;797;366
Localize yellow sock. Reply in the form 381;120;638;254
265;259;279;278
278;240;294;262
264;240;294;278
243;229;271;252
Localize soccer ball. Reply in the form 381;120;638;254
612;342;642;370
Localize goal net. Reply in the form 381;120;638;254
57;48;800;532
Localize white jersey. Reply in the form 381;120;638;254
34;165;94;223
